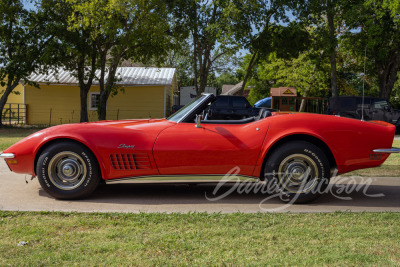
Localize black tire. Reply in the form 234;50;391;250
36;141;101;200
263;141;331;204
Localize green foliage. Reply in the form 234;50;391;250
169;0;246;93
153;41;194;88
38;0;100;122
259;53;330;97
383;0;400;20
66;0;172;120
214;72;240;94
226;1;310;95
243;50;330;105
0;0;54;126
238;54;271;105
341;0;400;99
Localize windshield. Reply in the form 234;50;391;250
167;95;208;122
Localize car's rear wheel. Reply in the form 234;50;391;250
263;141;331;204
36;141;101;199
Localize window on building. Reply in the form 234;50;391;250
89;92;100;111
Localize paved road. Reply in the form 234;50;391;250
0;160;399;213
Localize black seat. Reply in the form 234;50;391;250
256;108;272;120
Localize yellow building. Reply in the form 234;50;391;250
0;80;24;104
1;85;24;104
23;67;177;125
0;82;25;124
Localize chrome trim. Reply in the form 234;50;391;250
105;174;260;184
0;153;15;159
373;147;400;153
176;93;213;123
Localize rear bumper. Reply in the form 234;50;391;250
0;153;15;159
373;148;400;153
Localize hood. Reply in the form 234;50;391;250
4;119;175;152
35;118;172;133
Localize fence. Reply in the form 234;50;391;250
1;103;27;124
296;98;328;114
26;107;166;126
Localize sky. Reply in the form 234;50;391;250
23;0;36;10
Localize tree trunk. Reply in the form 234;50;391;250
97;48;107;121
77;49;97;122
0;79;20;127
198;58;209;94
79;87;89;122
327;8;338;97
98;90;109;120
240;51;258;95
329;53;338;97
377;50;400;101
299;89;309;112
97;50;121;121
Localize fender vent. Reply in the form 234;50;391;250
110;153;152;170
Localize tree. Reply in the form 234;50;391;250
225;0;308;95
215;72;240;93
168;0;240;96
40;0;98;122
156;41;194;88
68;0;172;120
0;0;53;127
298;0;350;98
248;51;330;108
343;0;400;100
383;0;400;19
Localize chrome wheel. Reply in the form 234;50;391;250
277;154;319;194
48;151;87;190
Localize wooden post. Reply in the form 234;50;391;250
9;104;11;125
25;104;28;125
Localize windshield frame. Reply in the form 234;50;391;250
167;93;213;123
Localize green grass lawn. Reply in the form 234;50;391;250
0;211;399;266
0;127;44;151
345;139;400;177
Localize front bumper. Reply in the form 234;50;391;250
0;153;15;159
373;148;400;153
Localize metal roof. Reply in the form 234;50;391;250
28;67;176;86
221;84;235;94
222;81;243;95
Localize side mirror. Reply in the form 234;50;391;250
195;115;203;128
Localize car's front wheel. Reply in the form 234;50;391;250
263;141;331;204
36;141;101;199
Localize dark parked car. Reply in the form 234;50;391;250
326;96;400;131
207;95;254;120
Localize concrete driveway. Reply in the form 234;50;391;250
1;160;399;213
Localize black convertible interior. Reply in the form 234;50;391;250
186;95;273;124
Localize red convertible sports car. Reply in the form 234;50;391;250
1;93;399;203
